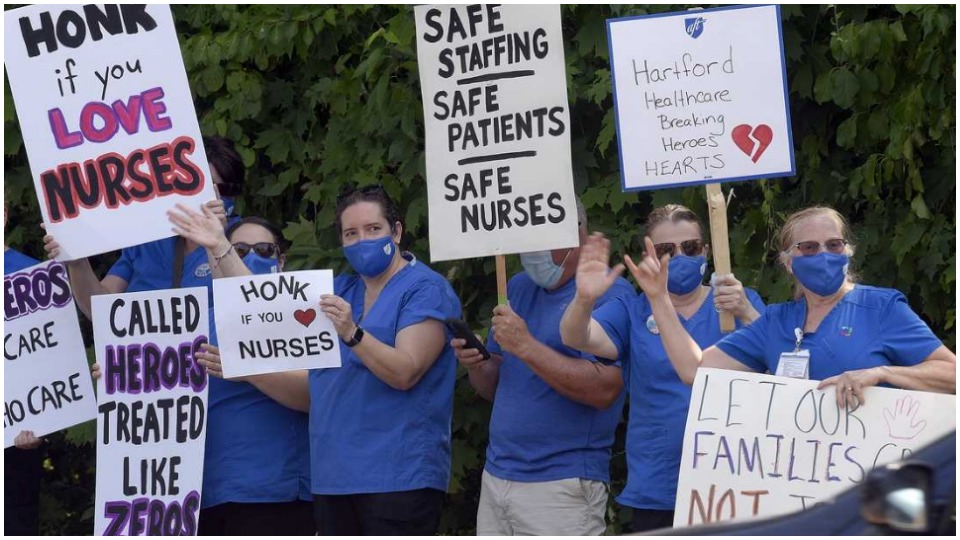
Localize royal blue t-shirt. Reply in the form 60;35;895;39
716;285;943;380
308;259;461;494
5;248;40;275
108;238;311;508
484;273;635;483
594;287;765;510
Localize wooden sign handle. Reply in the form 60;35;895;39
495;255;508;306
705;184;736;333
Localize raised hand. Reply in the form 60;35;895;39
168;202;227;250
575;232;625;304
624;236;670;299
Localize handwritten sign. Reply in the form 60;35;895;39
3;5;217;260
92;288;209;536
415;4;580;261
4;260;97;447
213;270;341;379
675;369;957;527
608;5;795;191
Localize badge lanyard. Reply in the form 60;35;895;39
776;327;810;379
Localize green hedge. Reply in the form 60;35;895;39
4;5;953;535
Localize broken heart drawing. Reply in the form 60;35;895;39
731;124;773;163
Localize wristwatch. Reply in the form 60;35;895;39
344;325;365;348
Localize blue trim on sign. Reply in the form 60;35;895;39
606;4;797;192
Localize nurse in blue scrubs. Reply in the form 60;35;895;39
310;186;460;536
560;204;765;532
628;205;956;408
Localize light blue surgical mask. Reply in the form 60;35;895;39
791;252;849;296
521;249;571;289
343;236;396;278
668;255;707;295
242;252;280;275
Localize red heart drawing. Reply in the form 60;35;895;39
294;308;316;327
731;124;773;163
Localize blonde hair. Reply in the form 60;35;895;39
645;204;705;238
777;206;857;297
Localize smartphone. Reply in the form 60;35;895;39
444;318;491;360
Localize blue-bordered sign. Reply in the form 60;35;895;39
607;5;795;192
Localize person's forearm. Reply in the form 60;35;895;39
245;371;310;412
876;359;956;394
467;356;501;402
649;295;704;384
65;259;105;318
560;294;596;351
736;304;761;326
207;240;250;279
352;335;426;391
515;340;622;409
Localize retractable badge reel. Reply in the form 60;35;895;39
775;328;810;379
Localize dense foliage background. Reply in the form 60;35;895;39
4;4;955;535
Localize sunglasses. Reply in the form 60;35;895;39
653;239;704;259
214;181;242;197
233;242;281;259
336;184;386;204
790;238;848;257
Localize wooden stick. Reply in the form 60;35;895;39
495;254;508;305
705;183;736;333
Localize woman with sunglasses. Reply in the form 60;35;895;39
560;204;765;532
90;213;316;535
626;206;955;408
309;185;460;535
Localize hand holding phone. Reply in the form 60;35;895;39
444;318;491;361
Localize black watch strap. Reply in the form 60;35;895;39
344;326;364;348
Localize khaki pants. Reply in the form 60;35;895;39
476;469;608;536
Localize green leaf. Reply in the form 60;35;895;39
910;195;931;219
830;68;861;109
836;115;858;148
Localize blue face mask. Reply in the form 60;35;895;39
791;252;849;296
668;255;707;295
220;196;236;217
242;252;280;275
344;236;396;278
520;249;570;289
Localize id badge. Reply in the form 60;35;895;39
776;350;810;379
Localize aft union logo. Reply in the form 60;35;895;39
685;17;706;39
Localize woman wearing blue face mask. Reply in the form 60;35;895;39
560;204;765;532
626;205;955;410
310;185;461;535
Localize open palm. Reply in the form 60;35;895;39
576;233;625;302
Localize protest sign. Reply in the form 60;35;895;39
92;287;209;536
608;5;795;191
415;4;580;262
3;5;217;260
213;270;341;379
4;260;97;447
675;369;957;527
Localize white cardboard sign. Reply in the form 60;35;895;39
608;4;795;191
3;5;217;260
415;4;580;261
675;369;957;527
92;287;209;536
213;270;342;379
4;260;97;447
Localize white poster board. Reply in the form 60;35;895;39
3;5;217;260
415;4;579;261
675;369;957;527
92;287;209;536
213;270;342;379
4;260;97;447
608;4;795;191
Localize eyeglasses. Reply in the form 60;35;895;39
653;239;704;259
790;238;848;257
233;242;281;259
336;184;386;204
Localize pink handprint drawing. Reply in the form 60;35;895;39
883;395;927;440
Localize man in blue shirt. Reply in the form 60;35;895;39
452;199;634;535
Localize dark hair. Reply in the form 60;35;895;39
644;204;705;239
203;135;244;195
334;185;402;243
226;217;288;253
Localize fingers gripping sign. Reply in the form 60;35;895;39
491;304;534;358
319;294;355;341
